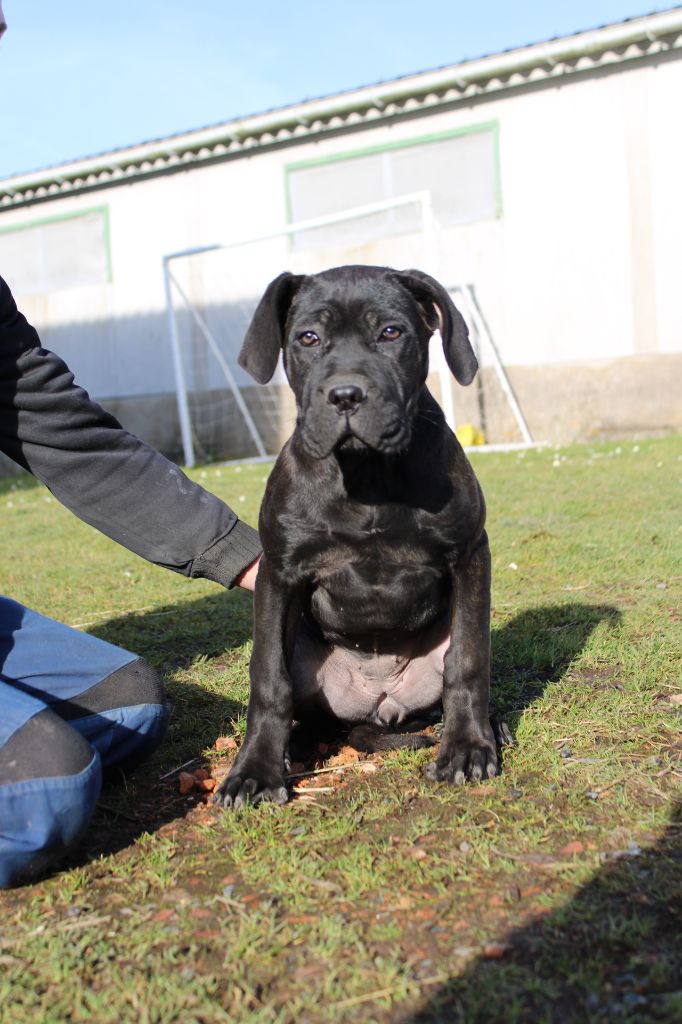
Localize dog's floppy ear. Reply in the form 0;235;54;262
238;272;305;384
394;269;478;386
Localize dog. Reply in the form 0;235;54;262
214;265;499;809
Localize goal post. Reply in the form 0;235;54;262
163;192;447;467
162;192;537;466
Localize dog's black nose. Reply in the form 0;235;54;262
328;384;365;413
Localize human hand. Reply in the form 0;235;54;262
235;555;261;592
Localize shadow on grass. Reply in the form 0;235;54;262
491;602;621;730
89;586;255;677
404;801;682;1023
68;599;619;868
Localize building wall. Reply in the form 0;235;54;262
0;49;680;467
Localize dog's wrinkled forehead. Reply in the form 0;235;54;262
238;263;477;387
287;266;426;333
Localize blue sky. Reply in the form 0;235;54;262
0;1;674;178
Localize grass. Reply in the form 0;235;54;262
0;436;680;1023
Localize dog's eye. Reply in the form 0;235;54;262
380;326;402;341
298;331;320;347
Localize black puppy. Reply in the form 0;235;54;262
214;265;497;809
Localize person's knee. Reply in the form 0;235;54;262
101;658;170;770
55;656;167;720
57;658;170;772
0;707;95;782
0;710;101;888
107;657;168;713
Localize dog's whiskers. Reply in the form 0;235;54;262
416;411;443;427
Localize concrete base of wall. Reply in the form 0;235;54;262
0;352;679;477
433;351;682;446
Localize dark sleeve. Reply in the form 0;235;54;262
0;276;262;587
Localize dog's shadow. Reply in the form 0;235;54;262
302;600;622;754
65;597;618;868
490;601;621;731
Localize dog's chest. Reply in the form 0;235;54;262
309;552;446;637
300;500;447;633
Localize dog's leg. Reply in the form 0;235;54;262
213;564;301;809
423;532;497;784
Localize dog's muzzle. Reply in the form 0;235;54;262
298;370;413;459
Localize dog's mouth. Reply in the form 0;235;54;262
330;415;411;457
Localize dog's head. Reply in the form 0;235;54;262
239;265;477;459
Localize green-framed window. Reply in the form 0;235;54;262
285;122;501;248
0;206;112;295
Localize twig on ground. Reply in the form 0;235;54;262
97;802;139;822
292;786;336;794
159;757;202;781
70;604;171;627
332;974;448;1010
286;761;376;780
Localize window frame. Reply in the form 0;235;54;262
0;204;113;291
283;120;503;237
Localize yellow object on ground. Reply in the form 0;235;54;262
455;423;485;447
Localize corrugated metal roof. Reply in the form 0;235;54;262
1;7;681;210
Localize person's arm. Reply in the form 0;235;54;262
0;276;262;588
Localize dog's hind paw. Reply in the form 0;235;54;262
212;770;289;811
491;718;515;747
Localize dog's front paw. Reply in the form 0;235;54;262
212;763;289;810
423;731;498;785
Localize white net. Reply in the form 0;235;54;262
164;193;438;465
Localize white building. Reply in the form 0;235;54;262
1;8;680;464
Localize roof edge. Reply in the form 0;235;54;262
2;7;681;209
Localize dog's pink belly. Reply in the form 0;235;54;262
291;618;449;725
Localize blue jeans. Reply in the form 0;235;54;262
0;596;169;887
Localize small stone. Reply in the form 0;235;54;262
178;772;195;795
326;747;361;766
408;848;428;861
151;909;175;923
214;736;237;751
482;943;510;959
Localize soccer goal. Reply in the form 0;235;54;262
162;192;535;466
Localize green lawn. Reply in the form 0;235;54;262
0;436;680;1023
